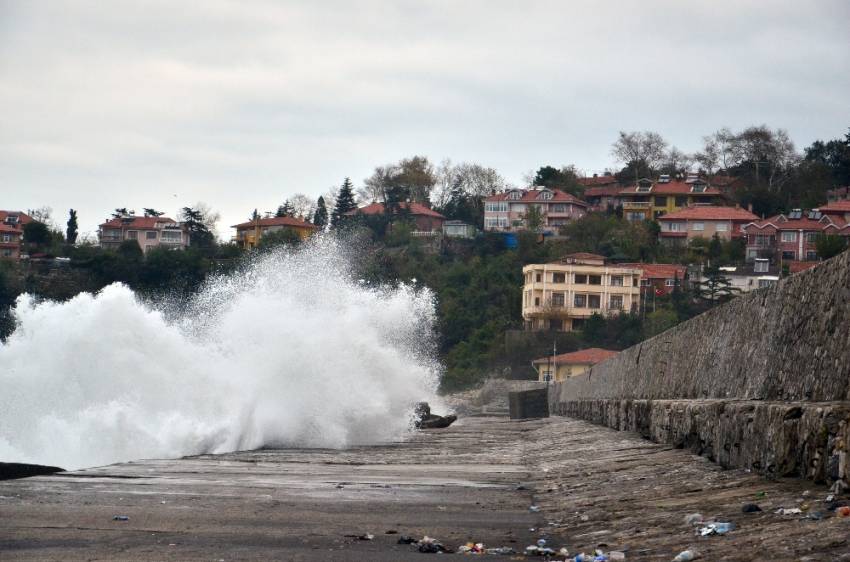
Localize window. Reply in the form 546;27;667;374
665;222;684;232
715;222;729;232
508;191;523;200
535;273;542;282
806;251;818;261
640;279;650;287
161;230;183;243
805;232;819;243
588;275;602;285
758;279;776;289
654;196;666;207
781;231;797;242
626;212;646;221
633;278;639;287
675;196;688;207
610;275;624;286
571;318;585;330
665;278;675;287
782;250;796;260
1;234;10;243
691;184;707;193
126;230;139;240
588;294;601;309
551;204;566;213
552;273;565;283
574;294;586;308
691;222;705;231
610;295;623;309
754;259;769;273
1;249;11;257
551;293;565;307
146;231;157;240
534;297;540;306
538;190;553;200
549;319;563;331
575;274;587;284
485;202;508;212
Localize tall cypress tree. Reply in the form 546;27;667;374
313;196;328;229
66;209;79;245
331;177;357;227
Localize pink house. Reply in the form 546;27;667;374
483;187;587;233
658;206;759;243
98;215;190;253
741;209;850;262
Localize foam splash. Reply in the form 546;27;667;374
0;237;441;469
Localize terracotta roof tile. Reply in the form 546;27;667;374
577;176;619;187
346;202;446;219
618;180;722;196
99;216;181;229
232;216;317;229
533;347;619;366
484;188;588;206
658;206;759;221
619;262;687;279
584;186;623;197
819;200;850;213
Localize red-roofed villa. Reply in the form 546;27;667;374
232;215;318;249
532;347;619;382
345;202;445;233
483;187;587;233
658;205;759;243
99;215;189;253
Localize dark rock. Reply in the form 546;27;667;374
742;503;762;513
0;462;64;480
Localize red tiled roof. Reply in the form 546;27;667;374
533;347;619;366
584;186;623;197
0;210;34;231
787;261;819;274
620;262;687;280
618;180;722;196
658;206;759;222
577;176;618;187
743;215;841;232
819;200;850;213
232;216;317;229
0;224;21;233
99;216;180;229
484;188;588;206
346;202;446;219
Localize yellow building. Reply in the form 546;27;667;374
232;216;318;249
619;177;725;222
522;253;641;331
532;347;619;382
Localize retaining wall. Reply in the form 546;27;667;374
549;250;850;484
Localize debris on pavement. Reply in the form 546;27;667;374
397;535;417;544
344;533;374;541
741;503;762;513
698;521;734;536
112;515;129;521
775;507;803;515
683;513;703;525
529;504;541;512
672;550;700;562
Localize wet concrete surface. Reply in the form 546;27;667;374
1;416;849;560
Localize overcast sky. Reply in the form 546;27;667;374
2;1;849;238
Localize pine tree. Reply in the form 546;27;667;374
313;196;328;229
331;177;357;227
143;208;164;217
693;265;738;305
276;200;295;218
66;209;78;245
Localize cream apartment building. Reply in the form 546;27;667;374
522;253;642;331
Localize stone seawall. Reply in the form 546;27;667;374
549;250;850;484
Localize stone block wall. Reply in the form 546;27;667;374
548;250;850;484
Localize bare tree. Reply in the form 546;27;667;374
695;135;721;175
733;125;800;190
611;131;668;181
187;201;221;234
288;193;317;220
360;164;397;203
661;147;693;176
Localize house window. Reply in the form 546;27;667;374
758;279;776;289
754;259;769;273
126;230;139;240
691;222;705;231
551;204;566;213
716;222;729;232
538;191;553;200
508;191;523;200
551;293;565;307
146;231;157;240
610;295;623;309
665;279;675;287
633;278;639;287
640;279;650;287
626;212;646;221
1;234;10;243
666;222;684;232
588;275;601;285
781;231;797;242
534;297;540;306
549;318;563;331
691;184;707;193
675;196;688;207
782;250;796;260
552;273;565;283
588;294;601;309
535;273;542;282
806;251;818;261
574;294;587;308
575;274;587;284
654;196;666;207
161;230;183;243
610;275;624;286
1;249;12;257
572;318;585;330
805;232;818;243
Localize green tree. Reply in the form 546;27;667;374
815;234;848;260
117;239;143;261
111;208;130;219
521;205;545;232
181;207;215;249
276;201;295;217
533;165;582;196
143;208;164;217
23;221;50;247
331;177;357;227
313;196;328;229
694;265;739;304
645;309;679;337
66;209;79;245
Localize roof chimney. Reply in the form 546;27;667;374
747;203;753;213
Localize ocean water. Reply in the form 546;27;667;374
0;237;441;470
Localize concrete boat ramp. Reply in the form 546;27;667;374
2;416;849;561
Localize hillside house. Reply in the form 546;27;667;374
0;210;33;259
345;202;445;233
741;210;850;263
99;215;190;253
483;187;587;233
232;216;318;249
657;206;759;244
532;347;619;383
619;177;725;222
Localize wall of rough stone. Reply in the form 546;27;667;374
548;250;850;483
